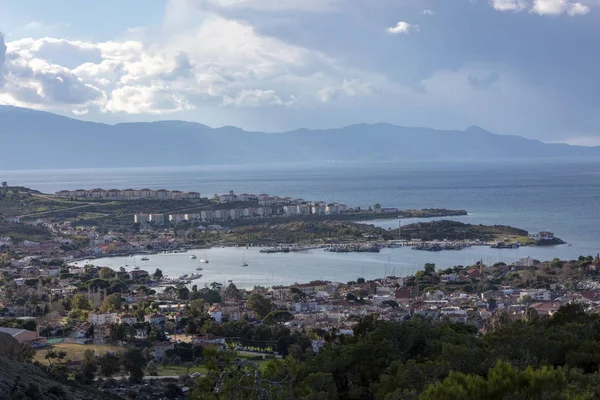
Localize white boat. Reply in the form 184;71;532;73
140;256;149;261
196;266;204;271
241;254;248;267
133;266;140;270
190;254;197;260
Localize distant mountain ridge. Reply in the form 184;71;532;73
0;105;598;169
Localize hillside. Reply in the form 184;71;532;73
1;105;599;169
0;333;116;400
397;220;529;242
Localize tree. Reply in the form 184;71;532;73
374;203;382;210
18;343;35;363
424;263;436;276
75;349;97;384
210;282;223;292
121;348;147;383
420;361;592;400
146;360;158;376
100;293;122;312
356;277;366;284
98;353;120;377
72;294;91;311
153;268;163;280
246;293;274;319
224;283;242;300
263;310;294;325
98;266;114;280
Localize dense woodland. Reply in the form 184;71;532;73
185;305;600;399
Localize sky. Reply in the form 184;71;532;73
0;0;599;145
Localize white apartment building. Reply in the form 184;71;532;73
283;206;298;216
149;214;166;225
520;289;551;302
244;208;258;217
89;312;119;326
257;207;272;217
229;209;243;220
185;213;201;222
201;210;217;222
169;214;186;223
134;214;150;224
312;206;327;215
215;210;230;220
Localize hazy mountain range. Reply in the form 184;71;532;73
1;105;598;170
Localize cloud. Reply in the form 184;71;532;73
0;33;6;86
531;0;590;15
104;85;195;114
221;89;295;107
490;0;528;11
0;16;381;115
194;0;341;12
423;9;435;15
387;21;418;35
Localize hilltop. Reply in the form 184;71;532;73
1;105;599;169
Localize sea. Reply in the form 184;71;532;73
2;160;599;289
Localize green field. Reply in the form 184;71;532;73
34;343;122;364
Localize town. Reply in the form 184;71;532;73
0;183;595;398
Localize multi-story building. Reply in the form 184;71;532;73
297;204;311;215
257;194;270;201
257;207;272;217
149;214;165;225
169;214;186;223
89;313;119;326
312;205;327;215
187;192;202;199
201;210;216;222
106;189;121;199
185;213;201;222
244;208;258;217
217;190;238;203
134;213;150;224
215;210;230;220
283;206;298;216
156;189;170;200
229;209;243;220
139;188;155;198
237;193;255;202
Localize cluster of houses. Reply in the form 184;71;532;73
54;188;202;200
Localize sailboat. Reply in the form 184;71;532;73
190;254;197;260
199;251;209;264
241;254;248;267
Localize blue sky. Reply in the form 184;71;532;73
0;0;599;145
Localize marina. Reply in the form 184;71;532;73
85;242;589;290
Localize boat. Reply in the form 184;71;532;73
196;266;204;271
199;258;209;264
190;254;197;260
241;254;248;267
228;280;233;283
133;266;140;270
140;256;149;261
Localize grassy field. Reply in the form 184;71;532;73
34;343;122;364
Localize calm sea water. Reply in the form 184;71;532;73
4;160;599;286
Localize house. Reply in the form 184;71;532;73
0;327;41;344
395;287;418;300
153;341;175;360
89;313;119;326
135;329;148;340
193;335;226;351
119;314;138;325
440;307;468;324
208;305;223;323
520;289;551;302
69;266;84;274
40;268;61;277
134;214;150;224
291;281;329;295
145;313;167;326
186;192;202;199
217;190;237;203
528;231;554;241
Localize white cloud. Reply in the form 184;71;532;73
423;9;435;15
490;0;528;11
194;0;341;12
387;21;418;35
531;0;590;15
104;85;195;114
221;89;295;107
0;16;382;115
